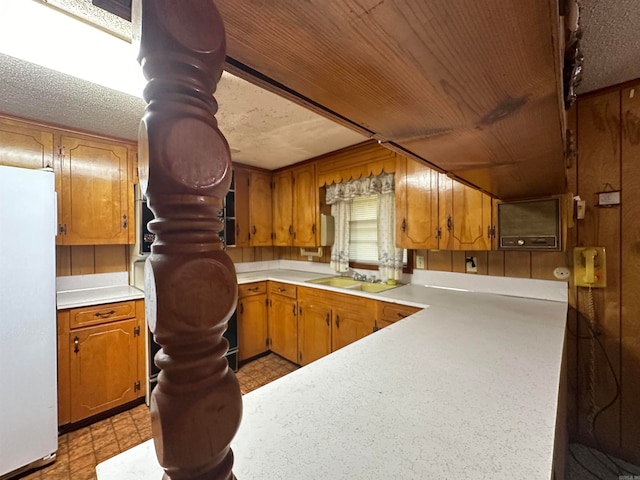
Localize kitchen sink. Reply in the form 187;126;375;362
306;276;401;293
306;276;362;288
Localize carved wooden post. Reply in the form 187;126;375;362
132;1;241;479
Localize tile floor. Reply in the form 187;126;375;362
16;353;298;480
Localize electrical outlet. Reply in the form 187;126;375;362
465;256;478;273
416;255;425;269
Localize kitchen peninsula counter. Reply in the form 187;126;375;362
97;265;567;480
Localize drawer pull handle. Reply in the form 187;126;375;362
292;304;296;316
73;336;79;353
94;310;116;318
397;312;407;318
278;287;286;292
335;315;340;328
325;312;330;326
248;287;259;292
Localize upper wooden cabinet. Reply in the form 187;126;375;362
396;155;439;250
438;174;492;251
58;135;131;245
249;171;273;246
0;117;54;169
272;170;294;246
396;156;493;250
292;163;318;247
233;167;273;247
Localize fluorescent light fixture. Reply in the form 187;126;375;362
0;0;145;98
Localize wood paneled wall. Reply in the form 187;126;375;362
564;81;640;464
56;245;129;276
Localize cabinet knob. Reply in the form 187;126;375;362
73;336;79;353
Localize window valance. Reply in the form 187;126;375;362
325;172;395;205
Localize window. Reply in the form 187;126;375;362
349;194;409;269
349;195;379;264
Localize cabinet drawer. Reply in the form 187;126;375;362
377;301;421;324
70;301;136;329
268;281;297;299
238;282;267;297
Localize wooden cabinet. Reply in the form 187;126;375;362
0;117;54;169
272;170;294;246
58;135;131;245
238;282;269;361
57;299;144;425
331;292;376;352
396;156;493;250
233;167;273;247
297;288;332;366
396;155;439;249
376;301;421;329
438;174;492;251
297;287;375;365
292;163;318;247
268;282;298;363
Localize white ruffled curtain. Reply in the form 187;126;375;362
326;172;403;280
329;200;351;272
377;192;404;281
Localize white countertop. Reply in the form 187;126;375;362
96;267;567;480
56;272;144;310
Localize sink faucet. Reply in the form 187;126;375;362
352;270;367;281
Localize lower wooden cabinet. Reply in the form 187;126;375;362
376;301;421;329
297;294;332;366
238;282;269;361
268;282;298;363
332;293;376;352
57;299;145;426
236;282;422;368
298;287;376;366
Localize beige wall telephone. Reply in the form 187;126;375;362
573;247;607;288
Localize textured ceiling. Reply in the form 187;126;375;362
0;0;365;169
577;0;640;93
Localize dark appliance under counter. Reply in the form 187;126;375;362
147;309;239;401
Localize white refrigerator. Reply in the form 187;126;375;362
0;166;58;478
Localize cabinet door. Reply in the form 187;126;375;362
69;318;139;422
331;293;376;351
249;171;273;246
238;293;269;361
298;300;331;366
234;167;251;247
59;136;129;245
441;180;492;250
395;156;439;249
0;117;54;169
272;170;293;246
269;294;298;363
292;164;318;247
